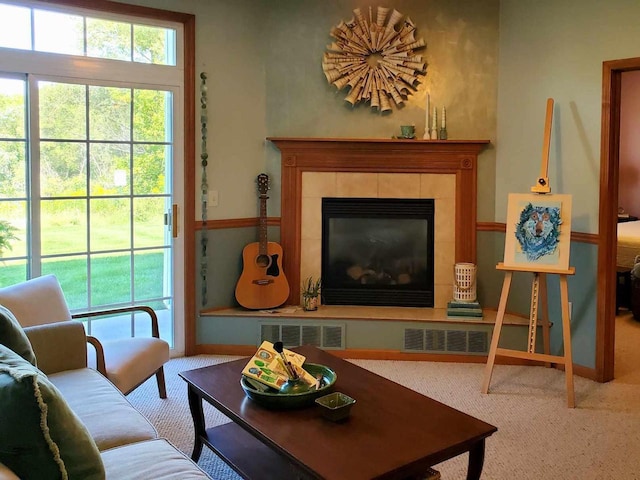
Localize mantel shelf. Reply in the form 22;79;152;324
267;137;490;155
267;137;490;144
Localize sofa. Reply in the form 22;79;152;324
0;305;211;480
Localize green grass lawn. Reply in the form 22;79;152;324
1;252;168;311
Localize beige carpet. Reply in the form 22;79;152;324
127;313;640;479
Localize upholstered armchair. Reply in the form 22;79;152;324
0;275;170;398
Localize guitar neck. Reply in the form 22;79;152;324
258;195;268;255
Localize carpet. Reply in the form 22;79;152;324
127;315;640;479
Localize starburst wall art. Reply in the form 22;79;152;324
322;6;426;112
503;193;572;271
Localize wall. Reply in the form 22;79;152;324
497;0;640;230
619;71;640;218
497;0;640;368
263;0;499;221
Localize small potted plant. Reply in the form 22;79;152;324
301;276;321;311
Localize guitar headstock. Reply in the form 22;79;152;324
256;173;270;198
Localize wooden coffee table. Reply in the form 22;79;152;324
179;345;496;480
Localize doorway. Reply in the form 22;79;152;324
597;57;640;382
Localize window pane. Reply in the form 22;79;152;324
39;82;86;140
34;9;83;56
90;198;130;251
43;255;88;310
133;249;167;301
134;306;172;344
134;197;166;248
0;200;26;259
0;141;27;198
90;143;130;196
0;4;31;50
86;17;131;61
0;259;28;286
0;78;26;138
41;199;87;255
89;86;131;141
133;144;168;194
133;89;172;142
90;252;131;305
40;141;87;197
133;25;175;66
88;312;132;341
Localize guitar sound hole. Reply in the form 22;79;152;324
256;254;271;268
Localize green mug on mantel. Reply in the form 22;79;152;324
400;125;415;139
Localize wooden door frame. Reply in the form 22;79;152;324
597;57;640;382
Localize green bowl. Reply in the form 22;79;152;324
240;363;337;409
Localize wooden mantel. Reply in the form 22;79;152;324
267;137;490;305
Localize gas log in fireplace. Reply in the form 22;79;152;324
321;197;434;307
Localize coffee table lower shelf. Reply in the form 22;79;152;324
203;422;442;480
203;422;313;480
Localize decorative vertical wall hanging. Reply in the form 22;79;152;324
322;6;426;112
200;72;209;306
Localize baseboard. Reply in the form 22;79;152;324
192;344;598;381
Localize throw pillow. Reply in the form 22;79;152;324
0;344;105;480
0;304;36;365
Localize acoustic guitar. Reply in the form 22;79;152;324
235;173;290;309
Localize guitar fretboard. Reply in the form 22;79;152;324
258;194;268;256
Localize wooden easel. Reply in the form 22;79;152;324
481;263;576;407
481;99;577;407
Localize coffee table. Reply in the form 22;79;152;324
179;345;496;480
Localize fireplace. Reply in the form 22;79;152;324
267;137;489;308
321;198;434;307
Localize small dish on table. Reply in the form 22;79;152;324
315;392;356;422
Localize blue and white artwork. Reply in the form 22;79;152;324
514;202;562;262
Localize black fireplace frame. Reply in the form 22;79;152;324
321;197;435;308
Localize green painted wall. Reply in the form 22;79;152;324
495;0;640;368
263;0;499;219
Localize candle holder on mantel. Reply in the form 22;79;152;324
439;106;448;140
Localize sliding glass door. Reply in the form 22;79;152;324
0;74;177;347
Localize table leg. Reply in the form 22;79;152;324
186;385;205;461
466;439;485;480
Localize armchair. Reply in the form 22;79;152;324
0;275;169;398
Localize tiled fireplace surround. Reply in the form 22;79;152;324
268;138;489;310
301;172;448;306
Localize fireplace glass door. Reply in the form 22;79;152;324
321;198;434;307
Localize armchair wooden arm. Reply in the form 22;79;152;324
72;305;160;338
86;335;107;376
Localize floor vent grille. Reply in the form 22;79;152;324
260;322;345;349
404;327;489;354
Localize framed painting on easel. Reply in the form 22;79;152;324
503;193;572;271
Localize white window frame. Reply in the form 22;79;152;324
0;1;187;356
